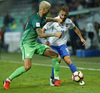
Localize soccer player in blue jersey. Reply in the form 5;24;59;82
42;6;86;86
3;1;64;89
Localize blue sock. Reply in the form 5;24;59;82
50;67;54;79
69;63;77;73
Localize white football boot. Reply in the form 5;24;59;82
79;80;85;85
49;78;54;86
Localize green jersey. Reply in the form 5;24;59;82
20;13;46;46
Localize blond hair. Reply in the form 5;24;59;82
39;1;51;11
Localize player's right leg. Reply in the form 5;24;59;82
48;46;61;86
43;48;63;86
3;58;31;89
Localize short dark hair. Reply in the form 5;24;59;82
60;6;69;12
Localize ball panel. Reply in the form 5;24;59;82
72;71;84;82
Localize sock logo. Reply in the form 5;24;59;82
26;53;29;56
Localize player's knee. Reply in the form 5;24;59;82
24;66;31;71
45;48;59;58
65;59;72;65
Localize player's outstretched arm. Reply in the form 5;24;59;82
46;17;62;25
42;27;46;33
73;26;86;46
36;28;62;38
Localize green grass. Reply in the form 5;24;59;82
0;52;100;93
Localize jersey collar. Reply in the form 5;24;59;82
37;13;41;17
37;12;45;20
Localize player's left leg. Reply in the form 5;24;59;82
3;45;35;89
62;48;85;85
59;44;84;84
53;44;77;73
3;58;31;89
63;56;85;85
63;56;77;73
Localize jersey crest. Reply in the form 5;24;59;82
66;24;68;27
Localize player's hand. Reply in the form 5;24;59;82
81;38;86;46
46;41;51;47
55;32;62;38
56;18;63;25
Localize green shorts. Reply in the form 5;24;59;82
20;43;50;60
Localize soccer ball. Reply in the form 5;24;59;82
72;71;84;82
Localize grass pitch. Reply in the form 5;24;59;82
0;52;100;93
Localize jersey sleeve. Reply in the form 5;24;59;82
44;22;54;30
68;19;75;29
32;18;41;29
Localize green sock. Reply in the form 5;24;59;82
51;57;59;77
9;66;26;80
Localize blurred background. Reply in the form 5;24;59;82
0;0;100;57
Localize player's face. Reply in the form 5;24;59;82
59;10;68;22
43;6;51;16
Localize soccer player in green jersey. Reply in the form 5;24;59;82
3;1;63;89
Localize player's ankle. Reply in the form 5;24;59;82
6;78;11;82
54;76;59;80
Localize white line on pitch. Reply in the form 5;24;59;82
1;60;100;71
1;56;100;64
74;61;100;64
